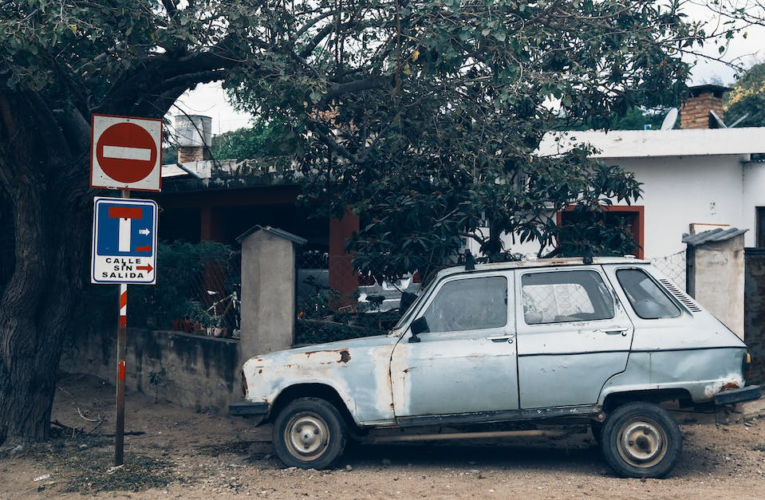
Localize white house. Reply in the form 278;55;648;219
536;126;765;259
486;85;765;265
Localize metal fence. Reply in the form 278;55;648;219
650;250;687;291
295;249;419;344
130;243;241;338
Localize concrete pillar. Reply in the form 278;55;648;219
236;226;306;361
686;229;747;338
328;208;360;309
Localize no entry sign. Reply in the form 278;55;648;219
91;197;158;285
91;114;163;192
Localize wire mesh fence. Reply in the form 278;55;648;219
650;250;687;291
130;242;241;338
295;249;420;344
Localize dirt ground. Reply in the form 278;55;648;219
2;374;765;499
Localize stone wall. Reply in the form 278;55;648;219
687;235;746;338
61;328;240;412
745;249;765;385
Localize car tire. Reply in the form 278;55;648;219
600;402;682;478
272;397;347;469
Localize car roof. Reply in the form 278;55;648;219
436;256;649;279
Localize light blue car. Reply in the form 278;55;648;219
231;257;760;478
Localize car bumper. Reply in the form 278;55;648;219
229;401;269;424
713;385;761;406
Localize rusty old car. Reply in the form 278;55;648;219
230;257;760;478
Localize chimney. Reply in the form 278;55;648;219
680;84;732;129
174;114;213;163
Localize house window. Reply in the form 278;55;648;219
557;206;644;259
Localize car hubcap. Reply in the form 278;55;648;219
617;418;667;468
284;412;330;461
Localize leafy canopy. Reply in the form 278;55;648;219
227;0;701;278
726;62;765;127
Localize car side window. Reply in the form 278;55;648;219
421;276;507;333
521;270;615;325
616;268;681;319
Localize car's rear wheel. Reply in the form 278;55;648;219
272;397;347;469
600;402;682;478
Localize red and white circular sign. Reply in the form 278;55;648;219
91;114;163;192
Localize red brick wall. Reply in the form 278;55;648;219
680;93;725;129
178;146;211;163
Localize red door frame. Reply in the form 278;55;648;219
556;205;645;259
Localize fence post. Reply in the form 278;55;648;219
236;226;307;362
683;228;747;339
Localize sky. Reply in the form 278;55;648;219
169;3;765;137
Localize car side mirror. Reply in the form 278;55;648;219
409;317;429;343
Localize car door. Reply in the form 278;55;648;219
390;272;519;418
515;266;634;409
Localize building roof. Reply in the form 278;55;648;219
682;227;748;247
538;127;765;159
688;84;732;97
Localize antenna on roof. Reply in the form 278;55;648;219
660;108;678;130
728;114;749;128
464;250;476;271
710;110;727;128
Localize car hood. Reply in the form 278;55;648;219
243;334;399;368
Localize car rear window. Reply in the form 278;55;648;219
521;270;615;325
616;268;681;319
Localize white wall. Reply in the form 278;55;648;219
743;162;765;247
618;155;747;258
479;155;750;260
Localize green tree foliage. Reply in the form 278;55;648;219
229;0;701;279
211;120;300;160
611;107;671;131
725;62;765;127
0;0;707;444
0;0;378;445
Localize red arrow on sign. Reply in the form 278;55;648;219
136;263;153;273
96;122;158;184
135;245;152;253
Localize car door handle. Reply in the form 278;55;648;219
487;335;515;344
598;326;629;336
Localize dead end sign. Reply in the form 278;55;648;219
91;197;158;285
91;114;163;192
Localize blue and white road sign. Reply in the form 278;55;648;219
91;197;158;285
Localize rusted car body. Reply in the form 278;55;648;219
232;257;760;477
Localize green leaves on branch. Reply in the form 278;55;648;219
226;1;693;279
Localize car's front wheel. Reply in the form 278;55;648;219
272;397;347;469
600;402;682;478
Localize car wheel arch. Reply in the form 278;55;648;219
602;388;693;413
269;383;359;429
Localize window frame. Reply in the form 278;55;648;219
412;272;511;335
615;267;683;320
519;268;617;327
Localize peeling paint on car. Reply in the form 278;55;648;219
237;258;755;430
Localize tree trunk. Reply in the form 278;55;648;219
0;91;91;445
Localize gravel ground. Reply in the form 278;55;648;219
1;374;765;499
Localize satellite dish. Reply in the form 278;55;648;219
661;108;679;130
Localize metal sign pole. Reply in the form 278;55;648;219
115;189;129;466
